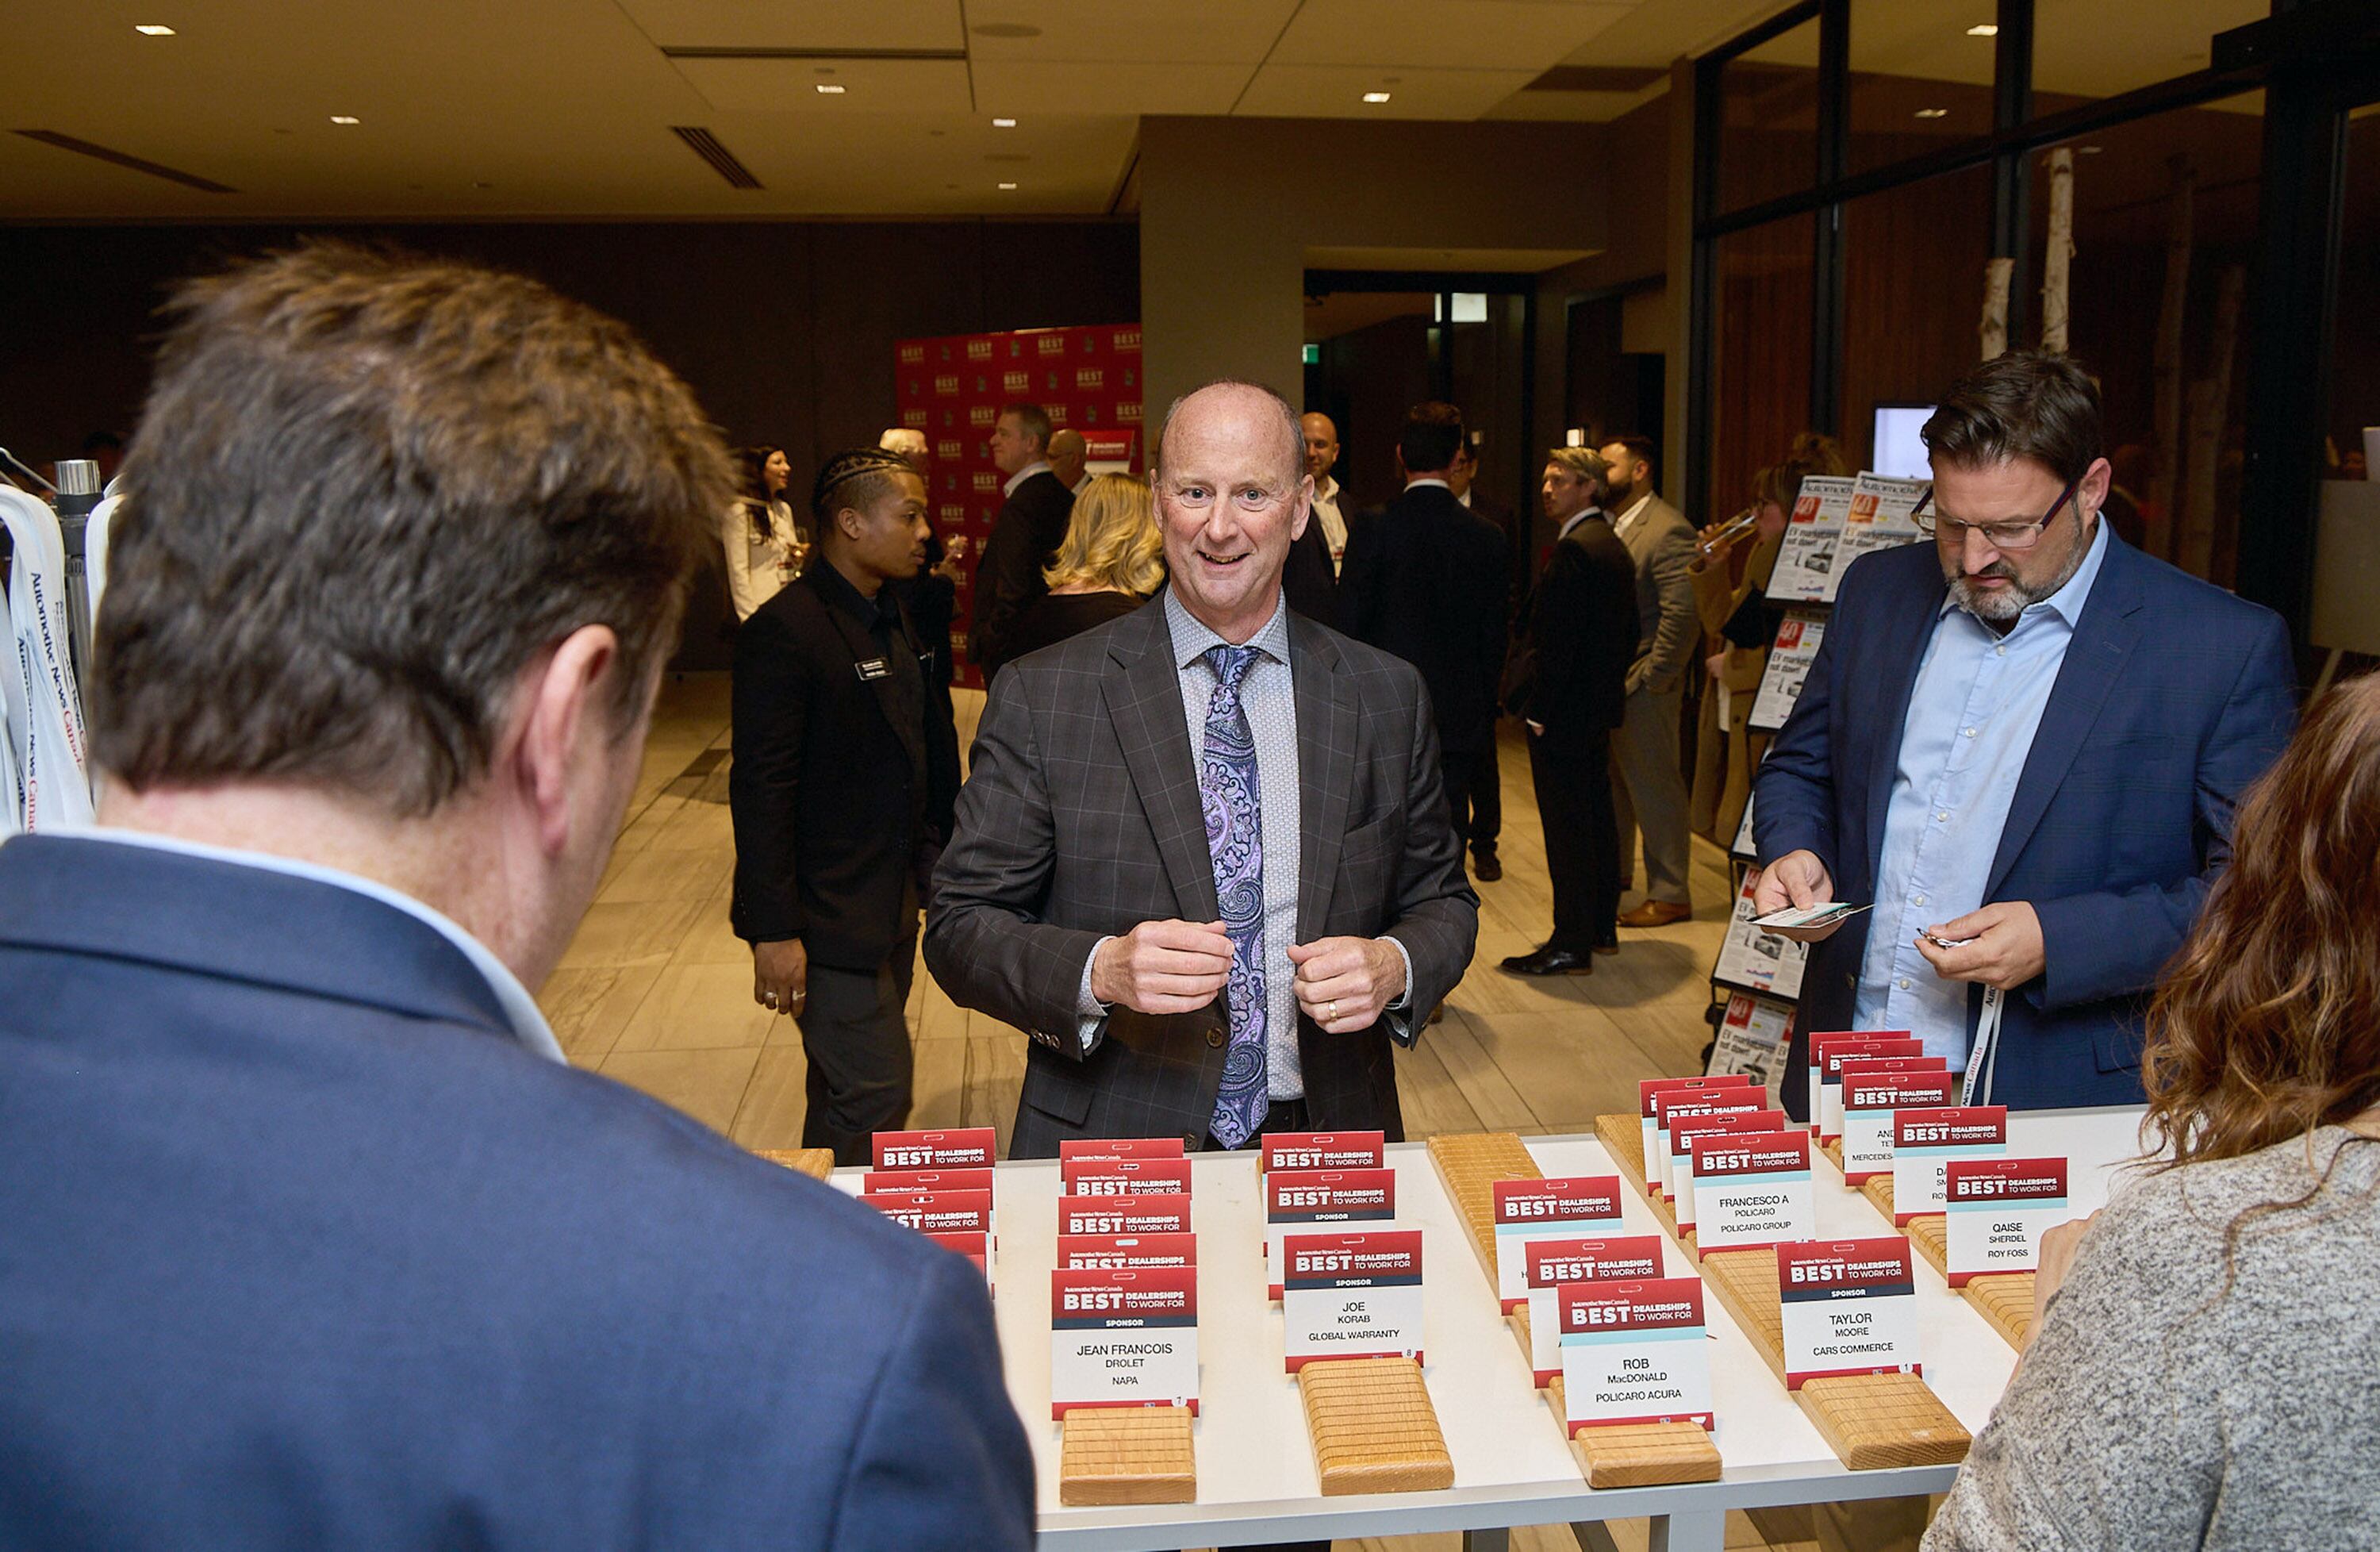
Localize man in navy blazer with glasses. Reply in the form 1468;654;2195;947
0;246;1033;1550
1753;351;2296;1113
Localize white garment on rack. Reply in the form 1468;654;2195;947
0;486;97;832
88;492;119;627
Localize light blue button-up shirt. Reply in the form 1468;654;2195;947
1852;518;2109;1067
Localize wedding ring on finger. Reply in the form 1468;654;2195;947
1325;999;1339;1022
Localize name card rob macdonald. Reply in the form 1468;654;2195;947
1559;1277;1716;1432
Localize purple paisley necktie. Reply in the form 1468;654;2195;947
1201;643;1268;1148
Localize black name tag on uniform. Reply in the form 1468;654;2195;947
854;658;891;682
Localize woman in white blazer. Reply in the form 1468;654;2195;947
721;445;804;620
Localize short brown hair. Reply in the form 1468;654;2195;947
97;243;730;815
1921;349;2103;485
1546;445;1610;493
1000;401;1052;453
1398;402;1466;474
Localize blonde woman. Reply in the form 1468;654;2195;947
990;472;1161;679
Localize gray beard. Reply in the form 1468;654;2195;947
1943;523;2092;623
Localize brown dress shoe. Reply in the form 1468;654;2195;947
1617;900;1691;928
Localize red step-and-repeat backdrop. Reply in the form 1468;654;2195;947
895;323;1144;688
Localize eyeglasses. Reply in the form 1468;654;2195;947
1911;474;2079;551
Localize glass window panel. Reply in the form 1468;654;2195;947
2025;91;2263;583
1839;163;1996;466
1706;213;1817;517
2031;0;2269;112
2311;103;2380;663
1847;0;1998;177
1716;19;1821;215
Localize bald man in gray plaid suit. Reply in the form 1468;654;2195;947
926;382;1480;1158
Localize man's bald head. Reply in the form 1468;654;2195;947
1047;426;1088;489
1157;380;1305;490
1300;412;1340;486
1151;380;1313;643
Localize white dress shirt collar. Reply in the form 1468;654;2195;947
61;825;566;1063
1405;476;1452;493
1611;493;1653;536
1004;460;1054;497
1558;505;1607;542
1163;585;1292;670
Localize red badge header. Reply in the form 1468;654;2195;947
872;1127;996;1171
1492;1175;1622;1226
1557;1276;1706;1335
1525;1234;1667;1290
1261;1131;1386;1172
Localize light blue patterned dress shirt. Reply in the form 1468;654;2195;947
1852;518;2109;1067
1074;588;1411;1101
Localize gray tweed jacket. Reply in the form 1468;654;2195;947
923;593;1478;1157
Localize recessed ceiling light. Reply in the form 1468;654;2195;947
993;117;1017;128
1914;107;1950;119
2079;144;2104;154
815;83;846;94
998;181;1018;190
1966;22;1998;36
1362;91;1392;104
134;23;175;36
329;114;360;125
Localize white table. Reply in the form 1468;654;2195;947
854;1104;2148;1550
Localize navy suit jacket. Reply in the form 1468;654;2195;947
0;834;1034;1550
1753;532;2295;1112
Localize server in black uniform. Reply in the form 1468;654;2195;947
1502;445;1639;975
731;448;961;1163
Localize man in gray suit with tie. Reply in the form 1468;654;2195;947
1599;433;1700;927
926;380;1479;1157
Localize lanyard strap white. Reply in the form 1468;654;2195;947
1960;984;2006;1106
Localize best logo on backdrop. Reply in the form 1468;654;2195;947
892;324;1144;689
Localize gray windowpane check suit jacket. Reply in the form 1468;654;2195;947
924;592;1480;1157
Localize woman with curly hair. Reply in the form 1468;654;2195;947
1925;672;2379;1550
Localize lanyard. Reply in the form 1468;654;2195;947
1960;985;2006;1106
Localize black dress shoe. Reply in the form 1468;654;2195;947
1472;853;1502;882
1593;939;1620;957
1499;944;1595;976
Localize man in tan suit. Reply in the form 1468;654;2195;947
1598;435;1698;926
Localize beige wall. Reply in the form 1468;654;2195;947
1138;115;1610;436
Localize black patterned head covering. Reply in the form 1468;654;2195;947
809;447;918;524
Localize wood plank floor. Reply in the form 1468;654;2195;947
543;672;1818;1552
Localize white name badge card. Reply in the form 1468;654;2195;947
1804;1030;1909;1136
1282;1230;1424;1373
1050;1266;1199;1418
1944;1157;2069;1285
1839;1069;1957;1185
1058;1233;1199;1272
1059;1193;1194;1239
1557;1277;1716;1432
1640;1075;1753;1193
873;1126;997;1172
1660;1090;1783;1203
1058;1136;1187;1162
1261;1131;1387;1173
1817;1035;1925;1142
1491;1176;1623;1311
1266;1168;1395;1299
1525;1234;1667;1387
1061;1156;1196;1197
1890;1106;2007;1224
1690;1129;1815;1250
1779;1237;1923;1389
1671;1110;1787;1231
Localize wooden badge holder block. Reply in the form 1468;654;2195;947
754;1147;837;1180
1058;1406;1198;1506
1599;1115;1971;1473
1852;1171;2036;1350
1431;1132;1721;1489
1296;1356;1454;1495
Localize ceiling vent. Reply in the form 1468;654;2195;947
13;129;236;193
670;125;762;190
